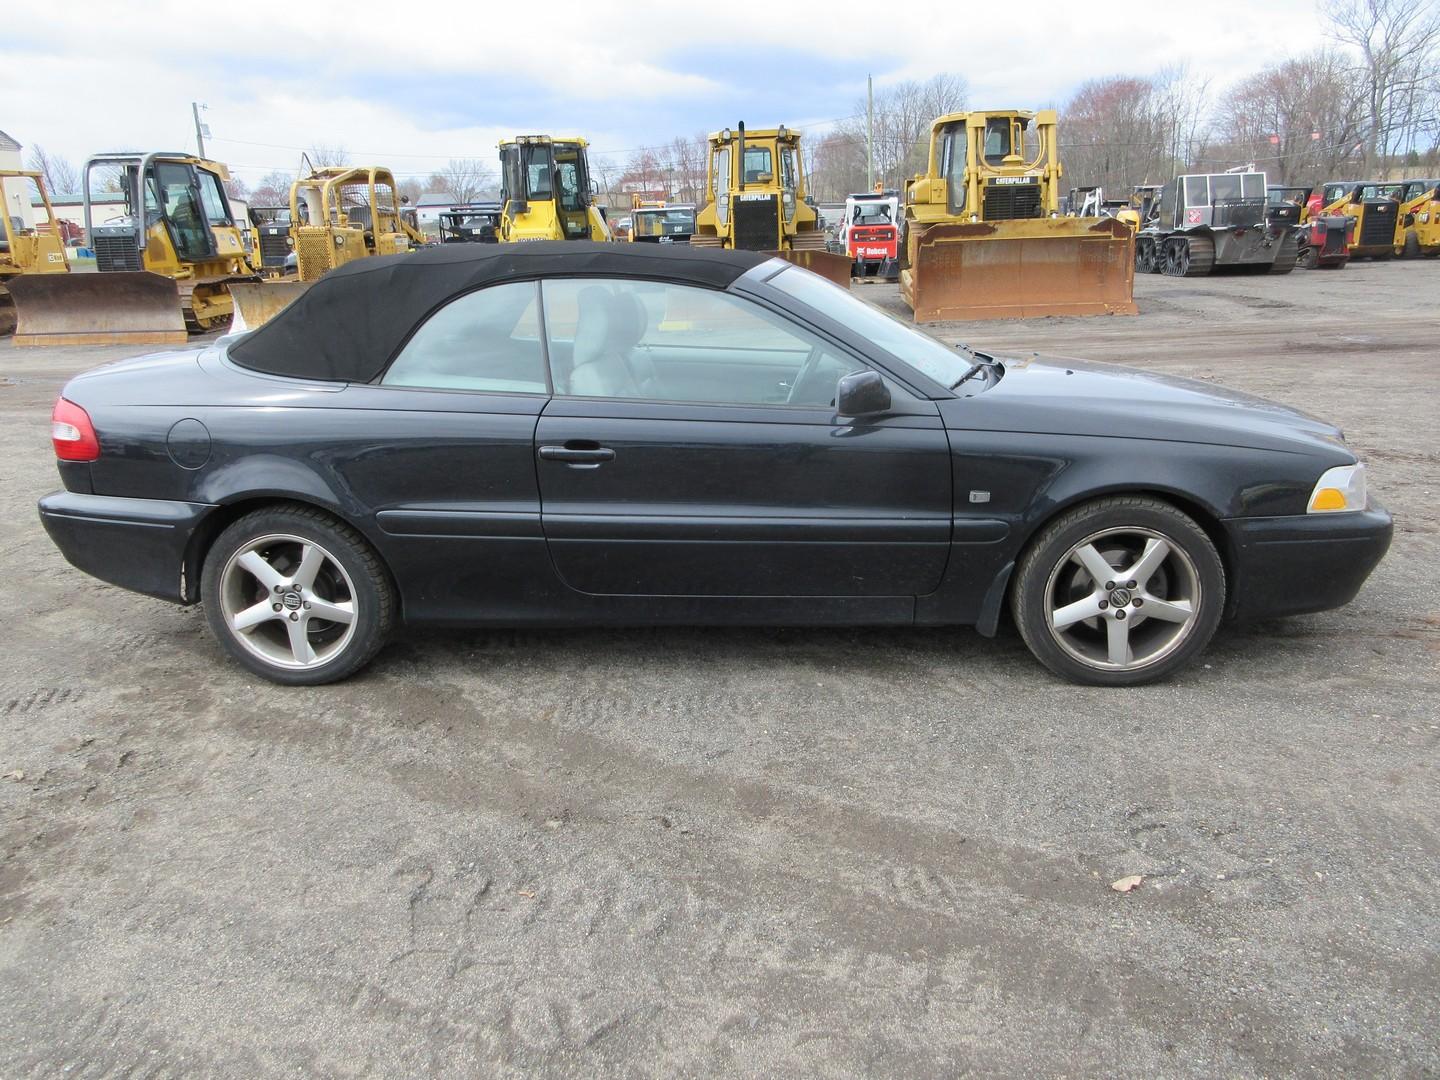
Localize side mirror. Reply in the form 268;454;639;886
836;370;891;417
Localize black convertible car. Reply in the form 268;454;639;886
40;243;1391;686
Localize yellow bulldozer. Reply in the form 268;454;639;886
498;136;611;242
900;110;1136;323
230;165;420;328
1;170;71;335
10;152;257;346
690;123;852;286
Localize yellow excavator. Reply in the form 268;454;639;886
498;136;611;241
1;170;71;335
230;165;419;328
10;152;257;346
900;110;1136;323
690;123;852;286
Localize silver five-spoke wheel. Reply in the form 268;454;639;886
219;533;358;670
1045;527;1201;671
1012;497;1225;686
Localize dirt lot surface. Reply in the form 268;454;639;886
1;261;1437;1077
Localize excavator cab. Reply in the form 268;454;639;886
10;152;256;345
499;137;611;242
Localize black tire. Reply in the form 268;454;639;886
1297;245;1319;269
202;504;396;685
1010;496;1226;687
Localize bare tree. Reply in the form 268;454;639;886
249;170;294;207
223;175;250;202
27;144;81;194
1213;51;1366;185
1328;0;1440;172
307;144;350;169
435;158;493;203
837;74;968;193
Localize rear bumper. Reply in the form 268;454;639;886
38;491;214;604
1223;505;1392;620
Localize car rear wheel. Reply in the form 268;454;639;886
1011;496;1225;686
202;506;395;685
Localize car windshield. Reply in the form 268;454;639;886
767;265;984;390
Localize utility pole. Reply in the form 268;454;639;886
192;102;208;158
866;75;874;191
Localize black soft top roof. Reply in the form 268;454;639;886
228;241;772;383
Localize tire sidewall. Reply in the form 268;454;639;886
202;508;390;686
1012;500;1226;687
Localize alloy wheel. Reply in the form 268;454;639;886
1044;526;1202;671
218;532;358;669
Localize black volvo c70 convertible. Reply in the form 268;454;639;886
40;242;1391;685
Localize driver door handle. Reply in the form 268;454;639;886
539;444;616;465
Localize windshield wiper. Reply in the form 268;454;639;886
949;343;999;390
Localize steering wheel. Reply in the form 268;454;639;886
785;345;824;405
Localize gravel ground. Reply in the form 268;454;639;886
1;260;1437;1078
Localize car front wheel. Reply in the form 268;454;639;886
202;505;395;685
1011;496;1225;686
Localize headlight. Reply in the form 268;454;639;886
1308;463;1367;513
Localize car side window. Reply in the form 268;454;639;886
541;278;866;407
382;282;547;394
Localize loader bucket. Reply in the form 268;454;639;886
9;271;188;347
229;281;312;332
901;217;1137;323
771;248;855;288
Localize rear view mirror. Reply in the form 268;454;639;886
836;370;891;417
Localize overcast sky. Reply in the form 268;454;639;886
3;0;1327;188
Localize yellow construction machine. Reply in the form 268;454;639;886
10;152;257;346
900;110;1136;323
1319;181;1404;259
1;170;71;335
628;196;696;243
1396;178;1440;257
498;136;611;242
690;123;852;286
230;165;418;328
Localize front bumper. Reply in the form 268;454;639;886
1223;505;1392;620
38;491;214;604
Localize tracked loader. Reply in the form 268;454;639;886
1;170;70;335
1135;169;1300;276
900;110;1136;323
230;166;417;329
498;136;611;242
690;123;851;286
10;153;257;346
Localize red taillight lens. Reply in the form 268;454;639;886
51;397;100;462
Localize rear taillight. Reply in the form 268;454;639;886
52;397;100;462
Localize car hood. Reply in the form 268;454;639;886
940;354;1348;456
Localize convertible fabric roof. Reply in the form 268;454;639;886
228;241;773;383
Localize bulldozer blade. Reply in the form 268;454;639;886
770;248;855;288
901;217;1138;323
9;271;189;347
229;281;312;332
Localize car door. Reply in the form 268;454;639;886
534;277;952;598
330;280;554;621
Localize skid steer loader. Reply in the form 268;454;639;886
900;110;1136;323
498;136;611;242
10;152;257;346
1;170;71;335
690;123;852;286
1320;181;1404;259
1395;179;1440;257
230;166;418;329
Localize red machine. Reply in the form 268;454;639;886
842;191;901;280
1269;186;1350;269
